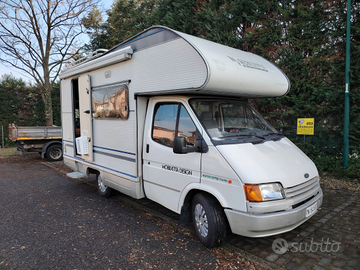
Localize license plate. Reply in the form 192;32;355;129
306;202;317;218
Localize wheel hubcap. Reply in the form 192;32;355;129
50;148;62;159
194;203;208;237
98;175;107;192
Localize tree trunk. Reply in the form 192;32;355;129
42;83;53;126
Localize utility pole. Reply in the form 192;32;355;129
343;0;351;169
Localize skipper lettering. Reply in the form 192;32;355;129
162;164;192;175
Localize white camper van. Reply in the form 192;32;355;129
60;26;323;247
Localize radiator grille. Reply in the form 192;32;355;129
284;177;320;200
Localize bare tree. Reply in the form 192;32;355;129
0;0;98;126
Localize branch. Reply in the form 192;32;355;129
0;0;98;85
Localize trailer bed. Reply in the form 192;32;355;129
8;123;63;161
8;124;62;141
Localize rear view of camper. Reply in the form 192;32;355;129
60;26;323;247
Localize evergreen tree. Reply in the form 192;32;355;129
82;0;158;50
0;74;62;146
82;0;360;160
153;0;199;35
252;1;360;158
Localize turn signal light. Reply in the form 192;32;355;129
243;184;263;202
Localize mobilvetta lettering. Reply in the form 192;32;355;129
162;164;192;175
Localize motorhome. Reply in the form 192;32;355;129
60;26;323;247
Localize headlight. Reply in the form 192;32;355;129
244;183;285;202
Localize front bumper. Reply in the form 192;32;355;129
224;189;323;237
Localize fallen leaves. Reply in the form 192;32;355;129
321;176;360;193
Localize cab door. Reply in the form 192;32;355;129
78;74;94;162
143;99;201;213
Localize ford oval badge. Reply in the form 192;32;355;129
304;173;310;179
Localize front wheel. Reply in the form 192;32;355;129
192;193;227;248
96;173;113;197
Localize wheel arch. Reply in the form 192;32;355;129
42;140;63;161
178;184;229;226
88;167;100;176
41;140;62;159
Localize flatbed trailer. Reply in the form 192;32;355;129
8;123;63;161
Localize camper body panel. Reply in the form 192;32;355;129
61;73;140;197
130;38;208;94
65;26;290;98
163;28;290;97
60;32;211;200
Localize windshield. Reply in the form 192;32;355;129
190;99;280;144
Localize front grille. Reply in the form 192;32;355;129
284;177;320;202
292;194;316;209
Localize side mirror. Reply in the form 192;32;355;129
173;136;188;154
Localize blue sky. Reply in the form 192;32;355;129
0;0;114;83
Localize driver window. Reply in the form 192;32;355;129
152;103;177;147
178;106;196;146
152;103;196;148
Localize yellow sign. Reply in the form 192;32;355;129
297;118;314;135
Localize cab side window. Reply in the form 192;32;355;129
178;106;196;146
152;103;177;147
152;103;196;148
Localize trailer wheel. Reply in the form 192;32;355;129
96;173;113;197
46;144;63;162
192;193;227;248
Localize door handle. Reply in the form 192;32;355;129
84;110;93;114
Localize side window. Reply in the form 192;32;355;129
152;103;197;148
178;106;196;146
152;103;177;147
92;85;129;120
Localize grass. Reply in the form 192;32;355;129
0;147;18;156
0;147;40;159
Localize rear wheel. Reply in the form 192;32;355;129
192;193;227;248
46;144;63;161
96;173;113;197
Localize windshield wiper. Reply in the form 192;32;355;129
219;134;265;140
263;132;284;141
264;131;282;136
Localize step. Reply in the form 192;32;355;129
66;171;85;179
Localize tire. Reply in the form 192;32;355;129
96;173;113;197
192;193;227;248
46;144;63;162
